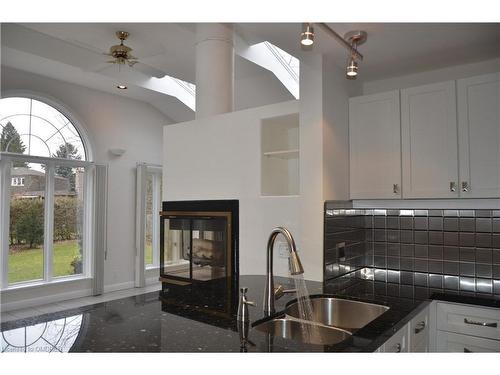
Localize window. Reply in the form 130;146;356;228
135;164;161;287
0;96;93;289
143;167;162;269
11;177;25;186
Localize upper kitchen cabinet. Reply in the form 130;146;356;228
349;90;401;199
401;81;459;198
457;73;500;198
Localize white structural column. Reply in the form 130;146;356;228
195;23;234;119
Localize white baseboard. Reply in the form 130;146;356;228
1;288;92;313
103;281;135;293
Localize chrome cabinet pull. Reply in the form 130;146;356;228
464;318;497;328
464;347;473;353
461;181;469;192
450;181;457;192
393;184;399;194
414;321;426;334
395;343;401;352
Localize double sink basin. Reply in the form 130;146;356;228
253;296;389;345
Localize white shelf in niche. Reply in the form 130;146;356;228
263;149;299;159
261;113;300;196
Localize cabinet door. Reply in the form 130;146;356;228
458;73;500;198
349;90;401;199
401;81;459;198
383;324;409;352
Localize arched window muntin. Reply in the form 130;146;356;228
0;91;93;162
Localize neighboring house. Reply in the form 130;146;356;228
10;167;74;198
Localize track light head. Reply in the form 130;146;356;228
346;59;358;79
300;23;314;46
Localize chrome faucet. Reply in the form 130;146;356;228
264;227;304;315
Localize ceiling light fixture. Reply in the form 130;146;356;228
117;84;128;90
344;31;367;80
300;23;314;46
346;59;359;79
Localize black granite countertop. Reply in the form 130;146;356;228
2;270;499;352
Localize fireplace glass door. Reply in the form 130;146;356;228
161;212;230;283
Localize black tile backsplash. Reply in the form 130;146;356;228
324;203;500;296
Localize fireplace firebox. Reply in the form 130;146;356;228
159;200;239;312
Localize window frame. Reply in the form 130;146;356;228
0;92;94;291
0;153;94;290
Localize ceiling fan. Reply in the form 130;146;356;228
105;31;139;67
75;30;166;78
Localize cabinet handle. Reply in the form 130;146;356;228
449;181;457;192
414;321;426;334
394;343;401;353
393;184;399;194
464;347;473;353
464;318;497;328
461;181;469;192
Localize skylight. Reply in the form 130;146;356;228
143;75;196;111
238;41;300;99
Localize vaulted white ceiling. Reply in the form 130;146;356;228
2;22;499;123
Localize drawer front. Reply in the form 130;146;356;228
383;324;409;353
436;331;500;352
410;306;429;350
437;302;500;340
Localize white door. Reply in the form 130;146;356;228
349;90;401;199
458;72;500;198
401;81;459;198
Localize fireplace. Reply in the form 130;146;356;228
159;200;239;313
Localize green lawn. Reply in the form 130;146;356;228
8;240;81;284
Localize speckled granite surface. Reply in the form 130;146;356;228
1;272;499;352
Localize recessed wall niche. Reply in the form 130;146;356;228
261;113;300;196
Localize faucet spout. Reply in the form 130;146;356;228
264;227;304;315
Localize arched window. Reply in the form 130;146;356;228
0;95;93;289
0;97;87;160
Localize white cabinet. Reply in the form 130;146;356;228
434;301;500;352
381;324;409;352
437;331;500;352
401;81;459;198
457;73;500;198
349;91;401;199
377;304;430;352
410;305;429;352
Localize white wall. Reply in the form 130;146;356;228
163;100;301;279
1;66;167;309
362;57;500;95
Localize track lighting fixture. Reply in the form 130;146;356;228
344;31;367;80
299;24;368;80
300;23;314;46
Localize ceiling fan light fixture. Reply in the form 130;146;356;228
300;23;315;46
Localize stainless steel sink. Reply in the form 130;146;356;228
285;297;389;331
253;318;351;345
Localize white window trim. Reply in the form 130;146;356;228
0;153;94;291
